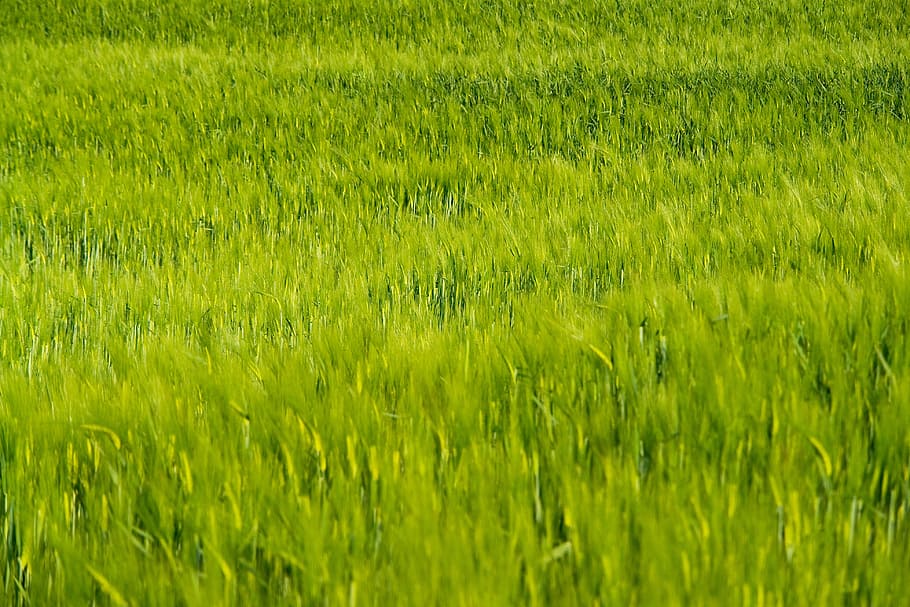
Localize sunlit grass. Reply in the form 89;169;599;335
1;1;909;605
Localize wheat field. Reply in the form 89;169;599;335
1;1;909;605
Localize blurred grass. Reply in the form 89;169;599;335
1;1;910;605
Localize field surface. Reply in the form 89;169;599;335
2;1;910;605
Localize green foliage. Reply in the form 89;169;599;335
1;1;910;604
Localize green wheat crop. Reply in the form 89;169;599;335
1;1;909;605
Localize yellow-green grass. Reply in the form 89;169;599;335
1;1;910;604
